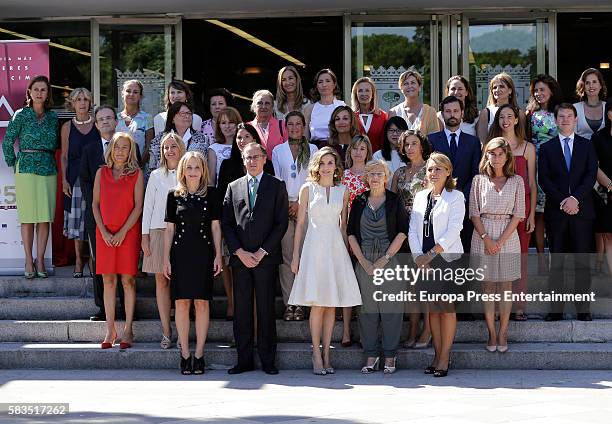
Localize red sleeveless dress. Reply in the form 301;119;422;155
514;145;531;308
96;167;141;275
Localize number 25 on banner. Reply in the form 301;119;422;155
1;185;16;205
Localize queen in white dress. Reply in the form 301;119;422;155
289;146;362;375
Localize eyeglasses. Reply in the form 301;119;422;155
387;128;403;134
367;172;385;178
244;154;265;162
177;111;193;117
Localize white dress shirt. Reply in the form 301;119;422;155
142;168;178;233
558;132;575;155
272;142;318;201
444;128;462;148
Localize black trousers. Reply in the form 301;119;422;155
232;263;278;368
87;227;123;310
546;217;593;314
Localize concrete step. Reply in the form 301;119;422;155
2;319;612;344
0;297;287;320
1;341;611;370
3;295;612;320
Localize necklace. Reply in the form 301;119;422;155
73;116;92;125
586;101;601;108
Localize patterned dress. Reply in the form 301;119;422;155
469;174;525;282
529;110;558;213
394;164;427;214
342;169;368;213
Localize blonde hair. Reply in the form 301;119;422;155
351;77;379;113
426;152;456;191
398;69;424;89
307;146;343;185
104;132;140;176
159;132;186;174
65;87;92;111
174;151;209;198
486;73;519;108
276;66;305;114
364;159;391;187
479;137;515;178
345;135;373;169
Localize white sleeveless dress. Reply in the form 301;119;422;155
288;182;362;307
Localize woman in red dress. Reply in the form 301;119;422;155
92;132;144;349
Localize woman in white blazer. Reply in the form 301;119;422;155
408;152;464;378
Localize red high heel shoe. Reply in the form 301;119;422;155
101;335;117;349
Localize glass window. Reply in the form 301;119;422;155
467;22;542;110
351;22;431;110
182;17;343;120
99;24;174;116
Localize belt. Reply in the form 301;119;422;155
481;213;512;220
20;148;55;154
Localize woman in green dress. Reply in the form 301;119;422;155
2;75;59;278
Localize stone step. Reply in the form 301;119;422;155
3;295;612;320
1;319;612;344
1;341;611;370
0;297;286;320
2;263;610;298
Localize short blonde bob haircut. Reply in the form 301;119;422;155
159;132;186;174
104;132;140;177
363;159;391;188
426;152;456;191
174;151;209;198
307;146;343;186
398;69;424;89
479;136;515;178
65;87;92;111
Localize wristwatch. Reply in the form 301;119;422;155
384;253;391;261
480;233;488;240
428;249;438;258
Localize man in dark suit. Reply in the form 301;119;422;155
538;103;598;321
428;95;481;253
222;142;289;375
80;105;125;320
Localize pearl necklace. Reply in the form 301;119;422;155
73;116;92;125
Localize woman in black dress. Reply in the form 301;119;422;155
592;100;612;276
163;151;223;375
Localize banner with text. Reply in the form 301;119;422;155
0;40;50;274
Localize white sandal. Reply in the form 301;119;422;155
160;334;172;349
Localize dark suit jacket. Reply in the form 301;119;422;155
538;134;598;221
347;190;408;251
222;172;289;267
429;130;481;202
80;138;142;230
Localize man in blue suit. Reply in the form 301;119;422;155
538;103;598;321
428;95;481;253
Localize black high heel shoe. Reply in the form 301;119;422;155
424;365;436;374
180;354;193;375
433;359;451;377
193;356;205;374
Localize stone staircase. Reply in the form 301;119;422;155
1;261;612;370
